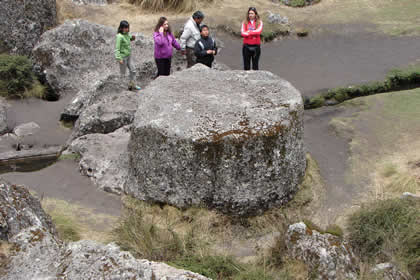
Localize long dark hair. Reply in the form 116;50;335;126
117;20;130;34
154;17;172;34
244;7;261;26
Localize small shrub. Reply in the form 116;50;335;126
303;219;323;233
0;54;45;99
381;163;397;178
288;0;306;7
348;198;420;276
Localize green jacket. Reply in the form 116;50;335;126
115;33;132;61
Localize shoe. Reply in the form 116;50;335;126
134;85;141;90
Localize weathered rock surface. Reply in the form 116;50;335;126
12;122;41;149
32;19;156;98
371;263;410;280
66;126;130;194
0;0;56;55
267;11;289;25
0;180;56;241
0;181;210;280
286;222;358;280
126;64;305;216
69;86;137;139
0;99;7;135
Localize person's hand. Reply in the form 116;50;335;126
119;60;124;64
131;35;136;41
159;26;164;33
206;50;213;54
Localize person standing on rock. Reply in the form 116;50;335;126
115;20;141;91
153;17;181;77
180;11;205;68
194;25;217;68
241;7;263;70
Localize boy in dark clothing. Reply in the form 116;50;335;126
194;25;217;68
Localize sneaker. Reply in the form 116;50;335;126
134;85;141;90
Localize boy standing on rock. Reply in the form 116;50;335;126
180;11;205;68
194;25;217;68
115;20;141;91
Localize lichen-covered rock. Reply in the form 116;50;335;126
126;64;306;216
286;222;358;280
0;0;56;55
69;87;137;139
0;180;56;241
371;263;410;280
32;19;156;98
0;182;210;280
66;126;130;194
0;99;7;135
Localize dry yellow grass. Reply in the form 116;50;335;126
56;0;420;35
41;197;118;243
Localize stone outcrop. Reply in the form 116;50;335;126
0;99;7;135
0;0;56;55
32;19;156;98
126;64;306;216
0;179;56;241
66;126;130;194
0;180;210;280
286;222;358;280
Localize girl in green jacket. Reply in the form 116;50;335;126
115;20;140;91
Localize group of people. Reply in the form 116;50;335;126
115;7;263;90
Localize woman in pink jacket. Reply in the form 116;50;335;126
153;17;181;77
241;7;263;70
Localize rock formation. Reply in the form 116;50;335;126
0;0;56;55
0;180;210;280
286;222;358;280
66;126;131;195
126;64;306;216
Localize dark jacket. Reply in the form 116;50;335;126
194;36;217;68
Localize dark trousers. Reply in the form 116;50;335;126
186;47;196;68
242;44;261;70
155;58;171;77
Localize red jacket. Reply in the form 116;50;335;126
241;20;263;45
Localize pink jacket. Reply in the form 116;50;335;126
153;31;181;59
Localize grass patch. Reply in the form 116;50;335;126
0;54;46;99
304;66;420;109
380;163;398;178
348;198;420;277
58;152;81;161
127;0;211;12
41;197;117;243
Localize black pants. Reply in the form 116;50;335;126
155;58;171;77
242;44;261;70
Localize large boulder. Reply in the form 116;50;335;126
286;222;358;280
125;64;306;216
0;181;210;280
66;126;130;194
32;19;155;98
0;179;56;241
0;0;56;55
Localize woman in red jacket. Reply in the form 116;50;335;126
241;7;263;70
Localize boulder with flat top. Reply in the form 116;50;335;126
125;64;306;217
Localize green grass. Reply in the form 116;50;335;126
348;198;420;277
304;66;420;109
52;215;82;242
0;54;46;99
58;152;81;161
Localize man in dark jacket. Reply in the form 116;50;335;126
194;25;217;68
